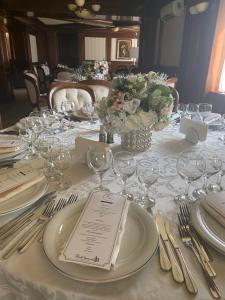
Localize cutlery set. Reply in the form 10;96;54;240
156;206;221;298
0;193;78;259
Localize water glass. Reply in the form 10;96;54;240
198;103;212;122
87;147;113;191
137;158;159;210
175;150;206;203
54;148;72;190
113;151;136;200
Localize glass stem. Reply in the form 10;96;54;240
99;172;104;190
184;179;191;201
122;178;127;195
203;174;208;192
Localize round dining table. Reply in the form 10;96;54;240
0;120;225;300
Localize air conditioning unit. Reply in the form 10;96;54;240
160;0;184;21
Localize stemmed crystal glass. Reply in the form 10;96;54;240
198;103;213;122
137;158;159;210
186;103;200;120
113;151;136;200
54;147;72;190
193;151;222;198
37;135;62;182
87;147;113;191
175;150;206;203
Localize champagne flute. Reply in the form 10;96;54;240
113;151;136;200
87;147;113;191
175;150;206;203
137;158;159;210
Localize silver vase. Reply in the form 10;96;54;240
120;126;152;152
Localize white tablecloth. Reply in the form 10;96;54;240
1;122;225;300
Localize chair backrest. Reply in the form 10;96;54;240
169;87;179;112
23;71;40;109
56;70;74;81
79;79;111;103
48;82;96;112
167;77;178;88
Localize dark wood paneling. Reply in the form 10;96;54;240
205;92;225;114
58;32;79;67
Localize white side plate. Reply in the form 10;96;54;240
0;177;48;215
43;201;159;283
191;203;225;255
0;135;26;161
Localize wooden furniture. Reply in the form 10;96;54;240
23;71;48;111
170;87;179;112
167;76;178;88
0;113;3;130
79;79;111;102
48;82;95;112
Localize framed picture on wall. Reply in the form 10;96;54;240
116;39;132;60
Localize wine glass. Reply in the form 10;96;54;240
193;151;222;198
113;151;136;200
186;103;199;120
54;147;72;190
137;158;159;210
198;103;213;122
87;147;113;191
175;150;206;203
178;103;188;118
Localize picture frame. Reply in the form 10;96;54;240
116;39;132;60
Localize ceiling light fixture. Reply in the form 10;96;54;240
67;0;101;18
189;1;209;15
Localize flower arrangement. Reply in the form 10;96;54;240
96;71;174;133
82;60;109;80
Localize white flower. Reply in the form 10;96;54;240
138;110;158;126
123;98;140;114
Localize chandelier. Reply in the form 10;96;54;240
68;0;101;18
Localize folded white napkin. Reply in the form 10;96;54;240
201;191;225;227
0;166;45;203
180;117;208;144
59;191;129;270
75;136;109;163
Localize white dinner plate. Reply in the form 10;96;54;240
0;135;26;161
191;203;225;255
0;176;48;215
43;201;159;283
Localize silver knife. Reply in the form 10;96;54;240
155;214;184;283
165;221;198;294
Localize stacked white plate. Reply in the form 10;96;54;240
191;200;225;255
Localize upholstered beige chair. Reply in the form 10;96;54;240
23;71;48;110
79;79;111;103
48;82;95;112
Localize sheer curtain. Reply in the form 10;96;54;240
205;0;225;93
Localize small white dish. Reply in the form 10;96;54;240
43;201;159;283
191;203;225;255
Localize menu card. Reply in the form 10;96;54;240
59;191;129;270
0;139;21;154
0;166;44;202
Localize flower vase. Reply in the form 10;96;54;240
120;126;152;152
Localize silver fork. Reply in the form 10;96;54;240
178;208;216;277
2;201;55;259
17;198;68;253
67;193;78;205
178;224;221;299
